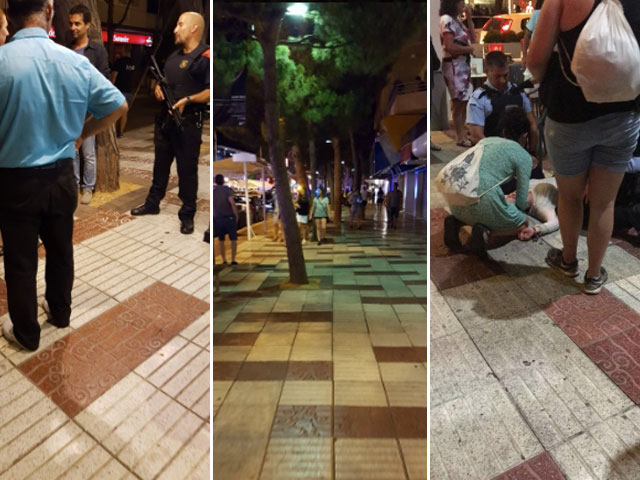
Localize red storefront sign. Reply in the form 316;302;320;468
48;27;152;46
488;43;504;52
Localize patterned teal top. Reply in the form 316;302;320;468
450;137;532;231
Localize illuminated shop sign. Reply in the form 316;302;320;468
48;27;153;46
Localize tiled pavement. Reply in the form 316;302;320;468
213;208;428;479
430;130;640;480
0;119;210;479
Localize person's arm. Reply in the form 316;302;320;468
528;0;562;81
228;194;239;221
514;148;533;212
76;101;128;150
522;29;532;69
170;88;211;114
463;5;476;43
109;71;118;84
309;199;315;219
442;32;474;57
468;125;485;144
466;94;487;144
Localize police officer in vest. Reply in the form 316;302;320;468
467;51;541;194
131;12;209;235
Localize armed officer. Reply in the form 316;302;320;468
131;11;210;235
466;51;541;194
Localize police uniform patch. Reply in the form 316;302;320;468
202;49;210;59
179;59;189;69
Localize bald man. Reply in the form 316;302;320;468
131;12;210;235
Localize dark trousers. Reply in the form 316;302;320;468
0;159;77;350
145;116;202;221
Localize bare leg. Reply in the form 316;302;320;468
118;111;128;135
585;167;624;278
453;100;468;144
218;239;226;263
230;240;237;263
555;173;589;264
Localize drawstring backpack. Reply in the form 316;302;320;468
559;0;640;103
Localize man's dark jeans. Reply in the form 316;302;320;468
0;159;77;350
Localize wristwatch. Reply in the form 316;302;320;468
186;96;192;105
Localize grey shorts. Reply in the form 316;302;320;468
545;111;640;177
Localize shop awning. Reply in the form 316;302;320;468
381;114;424;150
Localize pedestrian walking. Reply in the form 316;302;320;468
386;183;404;229
131;12;210;235
68;4;110;205
0;0;127;351
295;192;310;244
349;189;362;229
528;0;640;294
212;174;239;265
359;183;369;221
310;189;330;245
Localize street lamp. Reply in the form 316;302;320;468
286;3;308;16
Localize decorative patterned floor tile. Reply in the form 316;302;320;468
491;451;565;480
286;361;333;381
583;326;640;404
18;282;208;417
270;405;332;437
544;289;640;348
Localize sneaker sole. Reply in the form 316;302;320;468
545;256;579;278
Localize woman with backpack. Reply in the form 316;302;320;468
528;0;640;294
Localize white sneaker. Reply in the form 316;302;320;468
2;319;31;350
302;239;307;245
81;189;93;204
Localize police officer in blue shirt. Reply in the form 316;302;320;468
0;0;127;351
130;12;210;235
467;51;542;193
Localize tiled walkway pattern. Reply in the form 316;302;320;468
431;130;640;480
0;118;210;479
213;211;428;479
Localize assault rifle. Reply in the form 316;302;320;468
149;55;184;131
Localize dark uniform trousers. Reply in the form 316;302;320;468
145;112;202;221
0;158;77;351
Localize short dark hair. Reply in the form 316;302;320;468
498;107;530;142
485;51;508;69
8;0;48;22
535;0;545;9
69;4;91;24
215;174;224;186
439;0;462;18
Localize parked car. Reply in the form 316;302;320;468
479;13;531;44
234;193;264;229
471;15;491;42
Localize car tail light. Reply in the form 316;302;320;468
500;20;513;32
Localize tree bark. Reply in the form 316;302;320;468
332;137;342;225
291;143;309;198
257;11;308;285
309;137;317;195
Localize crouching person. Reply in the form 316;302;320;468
437;107;534;258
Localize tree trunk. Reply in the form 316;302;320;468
350;131;360;192
257;12;307;285
332;137;342;225
291;143;309;198
309;136;317;194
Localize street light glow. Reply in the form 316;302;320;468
286;3;308;16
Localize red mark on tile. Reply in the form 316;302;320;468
492;451;565;480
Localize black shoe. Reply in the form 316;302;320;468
116;133;124;139
231;261;238;266
180;219;194;234
443;215;464;251
131;204;159;216
470;223;489;259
